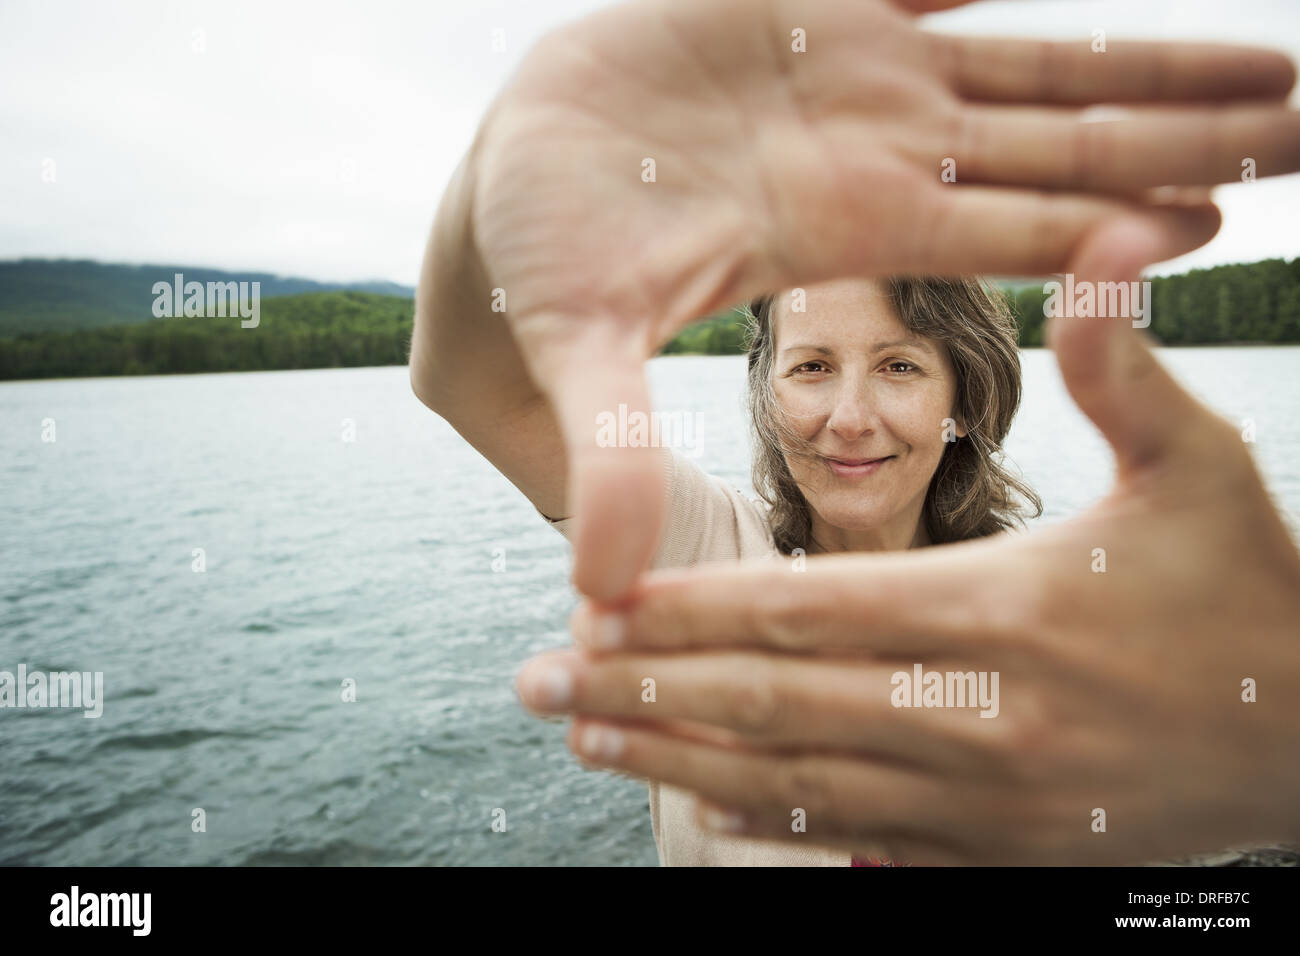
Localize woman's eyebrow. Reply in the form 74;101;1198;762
778;343;833;357
874;334;937;350
779;337;933;357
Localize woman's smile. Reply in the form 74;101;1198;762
825;455;895;478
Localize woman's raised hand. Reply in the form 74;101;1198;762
465;0;1298;601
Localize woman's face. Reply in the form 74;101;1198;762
771;279;964;551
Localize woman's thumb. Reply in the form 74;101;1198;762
530;320;665;604
1047;215;1215;476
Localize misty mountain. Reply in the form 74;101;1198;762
0;259;414;336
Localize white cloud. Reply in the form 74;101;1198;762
0;0;1295;284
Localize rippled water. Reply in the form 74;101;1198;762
2;349;1297;865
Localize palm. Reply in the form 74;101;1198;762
970;441;1300;863
471;0;943;352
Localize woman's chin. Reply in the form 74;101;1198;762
811;505;895;533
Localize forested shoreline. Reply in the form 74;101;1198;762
662;257;1300;354
1;258;1298;381
0;292;413;380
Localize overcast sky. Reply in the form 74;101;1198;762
1;0;1297;285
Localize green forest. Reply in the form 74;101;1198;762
0;292;414;380
663;257;1300;354
1007;257;1300;347
1;258;1297;381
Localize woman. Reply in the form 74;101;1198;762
430;272;1041;865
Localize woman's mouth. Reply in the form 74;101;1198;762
825;455;894;478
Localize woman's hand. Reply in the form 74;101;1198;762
514;220;1300;865
468;0;1298;602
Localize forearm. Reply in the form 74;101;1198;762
409;137;542;420
408;129;571;518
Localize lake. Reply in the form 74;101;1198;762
2;348;1298;865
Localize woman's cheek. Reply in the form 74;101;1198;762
882;390;942;450
774;386;825;440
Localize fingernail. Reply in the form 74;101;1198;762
577;723;624;762
702;807;747;833
523;662;573;710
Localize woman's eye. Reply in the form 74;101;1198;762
794;361;827;374
885;361;916;374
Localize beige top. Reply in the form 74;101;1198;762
542;448;1272;867
545;446;849;866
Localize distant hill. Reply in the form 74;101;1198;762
0;290;414;380
0;259;414;336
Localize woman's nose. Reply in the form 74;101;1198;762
824;379;878;440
